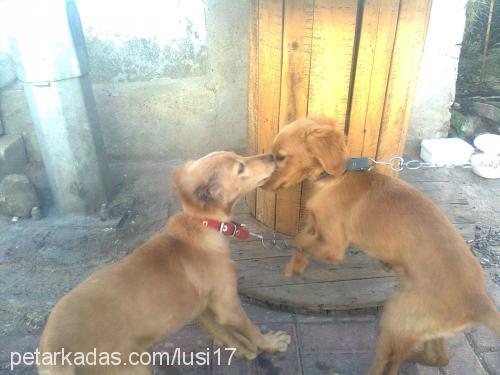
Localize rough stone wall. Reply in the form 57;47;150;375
78;0;209;83
405;0;468;155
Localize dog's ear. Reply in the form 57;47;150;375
193;175;223;205
172;163;223;207
305;124;347;176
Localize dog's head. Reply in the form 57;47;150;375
173;151;275;218
263;119;347;191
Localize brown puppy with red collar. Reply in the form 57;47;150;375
39;151;290;374
263;118;499;375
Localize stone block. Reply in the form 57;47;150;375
483;351;500;374
301;352;374;375
468;326;500;353
0;135;27;180
298;321;378;353
445;334;487;374
241;301;294;324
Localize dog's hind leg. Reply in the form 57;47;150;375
369;329;418;375
196;308;259;360
370;292;425;375
406;338;449;367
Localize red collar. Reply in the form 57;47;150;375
190;217;250;240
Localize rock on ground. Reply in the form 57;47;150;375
0;174;39;218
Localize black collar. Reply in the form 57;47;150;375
319;157;371;180
346;157;371;171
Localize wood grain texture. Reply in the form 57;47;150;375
347;0;400;158
237;251;394;289
296;0;358;234
307;0;358;131
246;0;260;216
275;0;315;235
241;277;397;313
255;0;284;228
375;0;433;176
248;0;434;232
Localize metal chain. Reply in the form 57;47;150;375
249;231;293;250
368;157;473;172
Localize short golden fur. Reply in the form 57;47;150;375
263;118;499;375
39;151;290;374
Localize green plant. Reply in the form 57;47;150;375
449;111;467;138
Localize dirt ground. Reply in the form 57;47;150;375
0;159;498;374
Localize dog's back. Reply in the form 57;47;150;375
312;171;498;330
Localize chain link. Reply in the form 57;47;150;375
369;157;473;172
249;231;293;250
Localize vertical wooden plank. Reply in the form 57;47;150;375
277;0;314;128
275;0;314;235
246;0;259;216
375;0;432;176
299;0;358;231
307;0;358;132
255;0;284;228
347;0;400;158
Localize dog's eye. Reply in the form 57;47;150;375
238;163;245;175
276;154;285;161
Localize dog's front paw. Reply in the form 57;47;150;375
261;330;291;352
285;251;309;277
285;260;304;277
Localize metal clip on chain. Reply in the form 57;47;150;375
249;231;293;251
369;157;405;171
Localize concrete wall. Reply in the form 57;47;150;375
405;0;468;155
0;0;466;162
0;0;248;162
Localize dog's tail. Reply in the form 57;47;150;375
475;298;500;335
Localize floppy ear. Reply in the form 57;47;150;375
193;174;223;205
305;125;347;176
172;163;223;207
